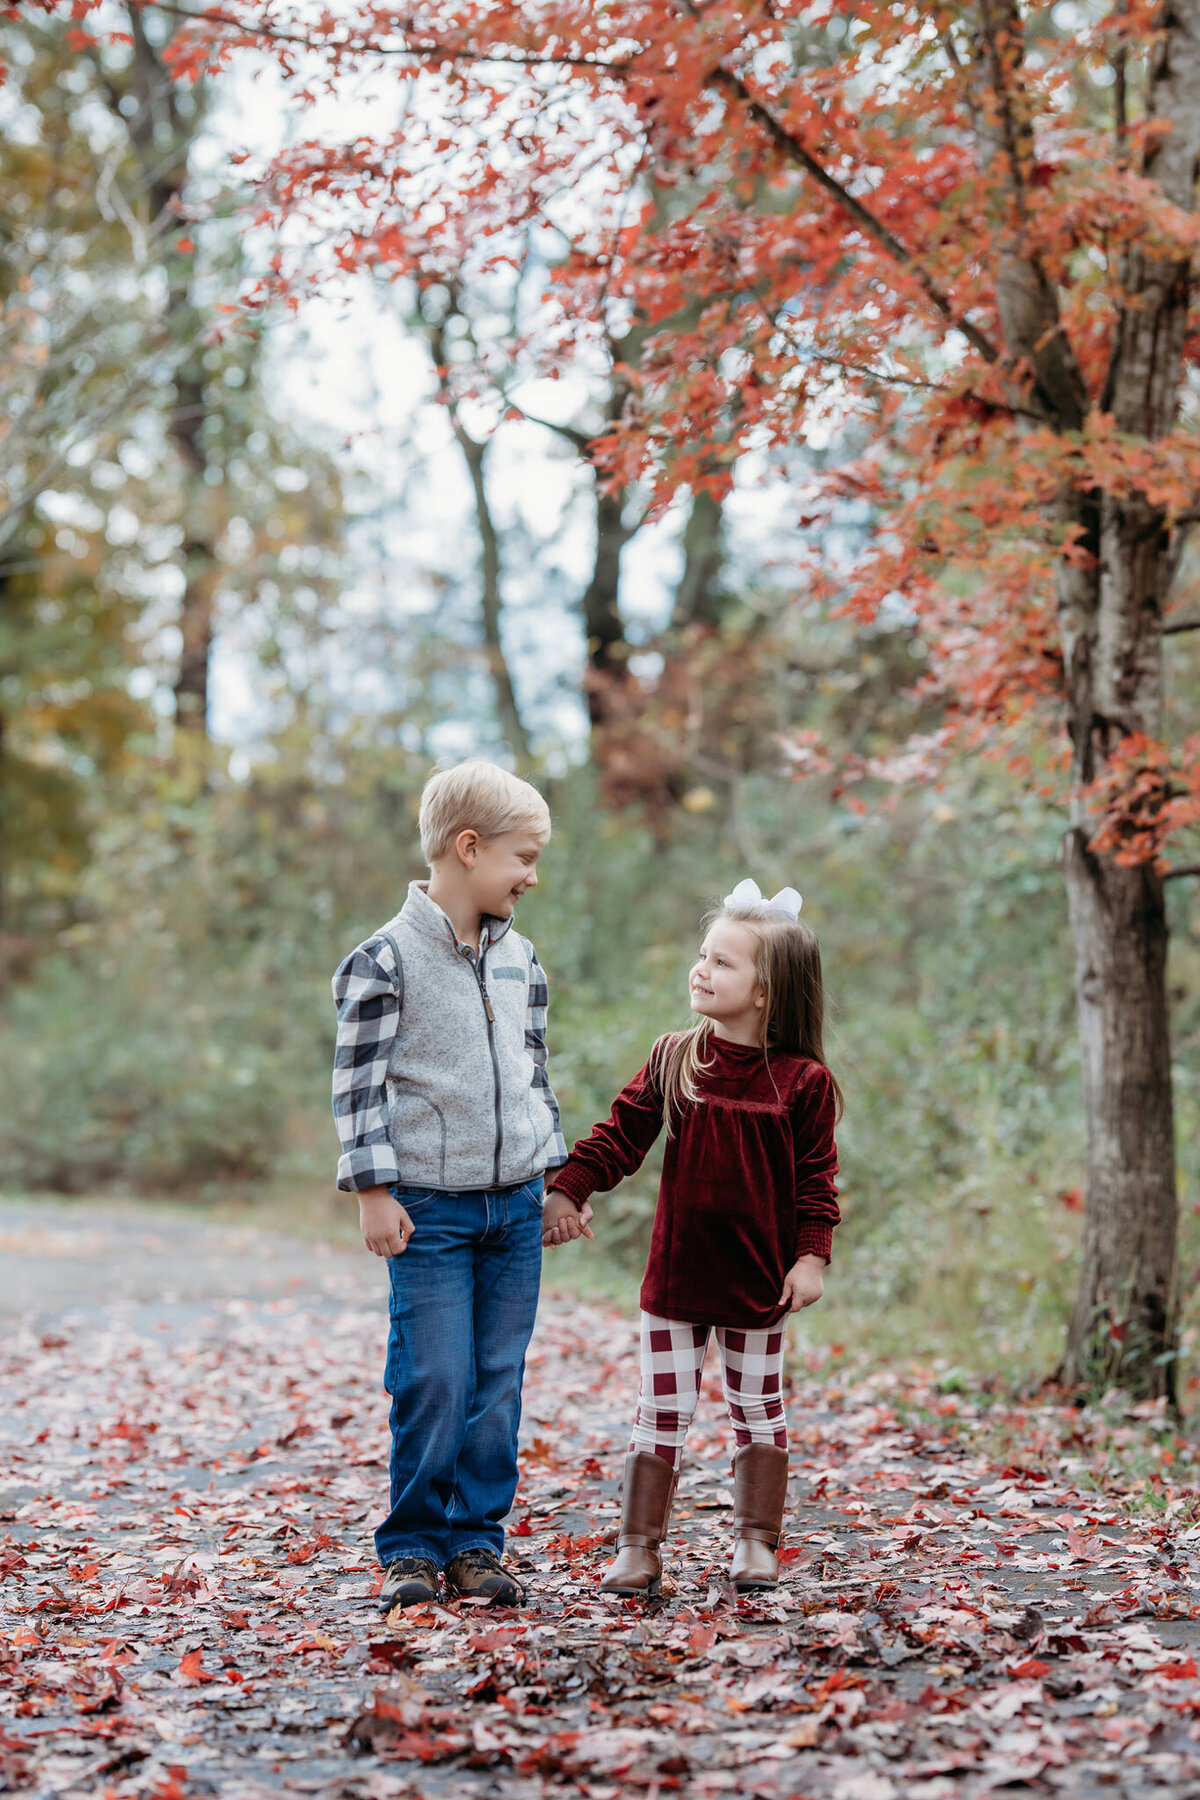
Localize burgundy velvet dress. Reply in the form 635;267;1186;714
548;1035;841;1329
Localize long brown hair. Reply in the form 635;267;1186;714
652;899;843;1135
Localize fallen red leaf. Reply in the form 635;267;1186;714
175;1649;216;1685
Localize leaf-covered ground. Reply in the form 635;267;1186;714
4;1205;1200;1799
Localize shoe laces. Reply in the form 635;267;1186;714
454;1547;501;1573
391;1555;436;1577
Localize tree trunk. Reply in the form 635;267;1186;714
175;523;220;730
1054;501;1185;1398
1059;832;1178;1397
1054;483;1182;1397
579;322;647;727
456;426;532;764
958;0;1199;1398
423;300;531;763
580;487;636;726
170;363;220;733
672;488;727;629
1052;0;1200;1393
116;6;218;741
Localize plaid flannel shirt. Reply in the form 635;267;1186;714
332;928;568;1193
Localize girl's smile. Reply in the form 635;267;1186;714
688;918;766;1044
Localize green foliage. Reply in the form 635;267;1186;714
0;531;148;930
532;762;1085;1376
0;952;294;1191
6;711;1200;1391
0;736;428;1192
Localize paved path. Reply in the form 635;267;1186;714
3;1199;1200;1799
0;1201;379;1322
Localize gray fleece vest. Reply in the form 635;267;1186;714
380;882;557;1191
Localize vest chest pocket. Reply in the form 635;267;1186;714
487;963;528;1023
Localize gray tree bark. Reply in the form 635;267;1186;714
959;0;1200;1395
673;489;727;630
1054;0;1200;1394
424;303;532;764
455;425;532;765
111;7;218;739
577;324;647;726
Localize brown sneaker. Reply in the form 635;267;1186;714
444;1547;524;1606
379;1555;440;1612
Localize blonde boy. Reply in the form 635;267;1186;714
332;762;570;1612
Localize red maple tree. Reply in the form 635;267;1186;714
55;0;1200;1395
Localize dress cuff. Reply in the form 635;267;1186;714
795;1222;834;1264
545;1163;595;1208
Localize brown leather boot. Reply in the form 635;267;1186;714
730;1443;790;1590
599;1452;677;1598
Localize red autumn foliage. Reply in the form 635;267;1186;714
19;1;1193;859
1086;733;1200;872
81;0;1193;868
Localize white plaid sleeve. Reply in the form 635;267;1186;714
525;942;568;1169
331;938;402;1193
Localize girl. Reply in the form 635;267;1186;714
542;879;841;1597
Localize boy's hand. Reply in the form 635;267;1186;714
542;1190;595;1249
358;1186;415;1258
779;1253;825;1312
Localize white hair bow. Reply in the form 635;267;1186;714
724;877;803;920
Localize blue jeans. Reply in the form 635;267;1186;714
376;1178;543;1568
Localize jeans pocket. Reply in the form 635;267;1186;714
389;1185;441;1208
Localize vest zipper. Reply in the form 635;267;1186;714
468;944;504;1186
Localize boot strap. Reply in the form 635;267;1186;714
734;1525;781;1547
617;1531;663;1549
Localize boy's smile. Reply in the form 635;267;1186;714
473;832;544;917
426;827;546;947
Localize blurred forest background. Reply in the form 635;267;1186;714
3;7;1200;1388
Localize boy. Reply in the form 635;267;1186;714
332;761;580;1612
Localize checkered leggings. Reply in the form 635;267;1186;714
630;1311;788;1470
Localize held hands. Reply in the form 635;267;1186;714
358;1186;415;1258
358;1186;594;1257
542;1190;595;1249
779;1252;825;1312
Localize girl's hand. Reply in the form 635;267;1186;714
779;1253;825;1312
358;1187;415;1258
542;1192;595;1248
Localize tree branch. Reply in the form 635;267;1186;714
500;399;591;454
1101;4;1200;433
1163;618;1200;636
143;2;631;72
707;65;1002;368
784;344;1045;420
960;0;1088;429
938;25;964;72
0;328;207;553
1163;864;1200;881
1113;0;1129;160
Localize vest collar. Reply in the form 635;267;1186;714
401;879;515;951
